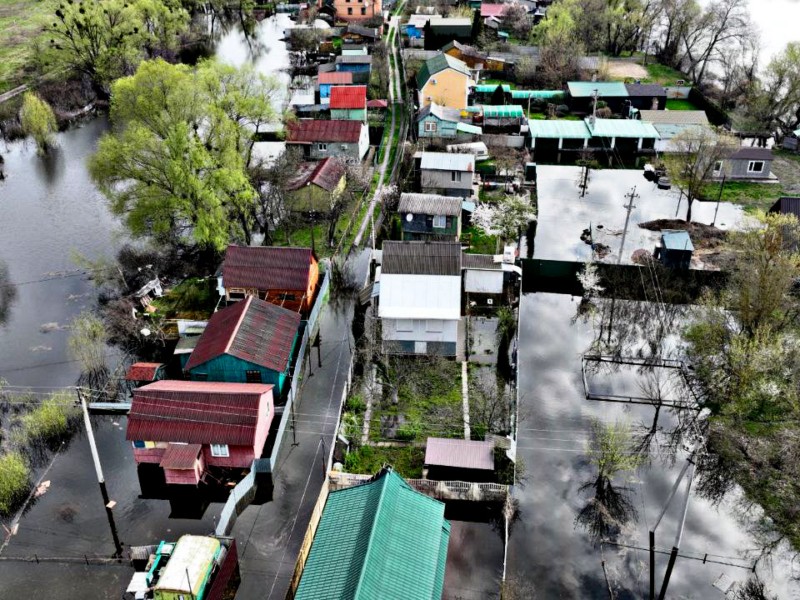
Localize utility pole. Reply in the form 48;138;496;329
712;172;726;227
617;186;639;265
592;89;599;119
77;388;123;557
649;451;696;600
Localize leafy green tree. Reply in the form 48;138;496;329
43;0;190;93
19;92;57;154
89;59;279;249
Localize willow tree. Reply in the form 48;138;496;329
89;59;280;250
19;93;57;154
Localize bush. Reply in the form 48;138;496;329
346;394;366;414
555;104;570;117
395;422;420;441
19;392;80;447
0;452;31;515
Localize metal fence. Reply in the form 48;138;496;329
328;472;509;501
215;269;331;537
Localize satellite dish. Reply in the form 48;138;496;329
406;213;413;222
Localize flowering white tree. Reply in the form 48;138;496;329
577;259;604;299
472;193;537;244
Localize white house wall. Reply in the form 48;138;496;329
465;270;503;294
382;317;459;343
378;274;461;319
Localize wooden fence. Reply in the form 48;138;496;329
284;481;330;600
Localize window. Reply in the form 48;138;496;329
132;440;145;449
210;444;229;458
318;143;328;151
426;319;443;332
347;6;353;14
396;319;414;332
451;171;461;182
713;160;723;174
748;160;765;173
361;6;366;13
432;214;446;228
424;121;437;133
245;370;262;383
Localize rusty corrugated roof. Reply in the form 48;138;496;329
329;85;367;109
286;119;363;143
286;158;346;193
424;437;495;470
125;362;164;381
160;443;202;470
222;245;314;292
382;241;462;276
126;380;273;446
184;296;301;373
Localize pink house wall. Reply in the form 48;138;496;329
164;453;204;485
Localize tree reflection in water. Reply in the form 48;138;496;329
0;259;17;327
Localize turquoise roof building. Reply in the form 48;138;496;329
295;469;451;600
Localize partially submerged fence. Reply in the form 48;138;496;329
215;267;331;537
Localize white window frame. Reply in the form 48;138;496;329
210;444;229;458
426;319;443;332
396;319;414;332
747;160;764;173
451;171;461;182
424;121;437;133
318;143;328;151
432;214;447;229
713;160;723;174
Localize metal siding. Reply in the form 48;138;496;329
465;269;504;293
203;444;255;469
420;169;473;195
379;274;461;319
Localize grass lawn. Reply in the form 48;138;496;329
665;99;700;111
343;445;425;478
462;224;498;255
369;357;464;443
644;62;688;86
699;181;784;213
0;0;51;94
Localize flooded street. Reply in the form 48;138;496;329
0;118;123;387
509;292;800;598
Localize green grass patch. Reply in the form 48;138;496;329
18;392;80;447
0;451;31;515
644;62;689;86
151;277;217;320
0;0;51;94
665;99;699;111
343;444;425;478
462;224;498;255
699;181;784;213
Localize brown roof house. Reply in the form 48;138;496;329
424;437;495;482
217;245;320;314
286;119;369;162
286;158;347;215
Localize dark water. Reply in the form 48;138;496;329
0;117;124;387
509;292;800;598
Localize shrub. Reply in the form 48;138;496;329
395;422;420;441
346;394;366;414
555;104;570;117
20;392;80;447
0;452;31;515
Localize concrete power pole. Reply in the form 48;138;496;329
617;186;639;264
78;388;123;557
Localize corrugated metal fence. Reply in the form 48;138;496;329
215;268;331;537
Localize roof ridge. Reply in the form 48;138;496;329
353;470;394;599
225;295;252;355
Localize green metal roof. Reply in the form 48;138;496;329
585;117;660;139
794;128;800;137
511;90;565;100
474;84;511;93
528;119;591;139
482;104;524;118
662;230;694;251
296;469;451;600
417;53;472;88
456;122;483;134
567;81;629;98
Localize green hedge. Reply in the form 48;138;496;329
0;452;31;515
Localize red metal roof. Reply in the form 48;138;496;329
424;437;495;470
127;380;274;446
222;245;315;292
286;158;346;193
480;3;507;17
318;72;353;85
286;119;362;143
160;443;202;470
367;99;388;109
329;85;367;110
125;362;164;381
184;296;301;373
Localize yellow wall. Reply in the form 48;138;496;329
420;69;471;110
